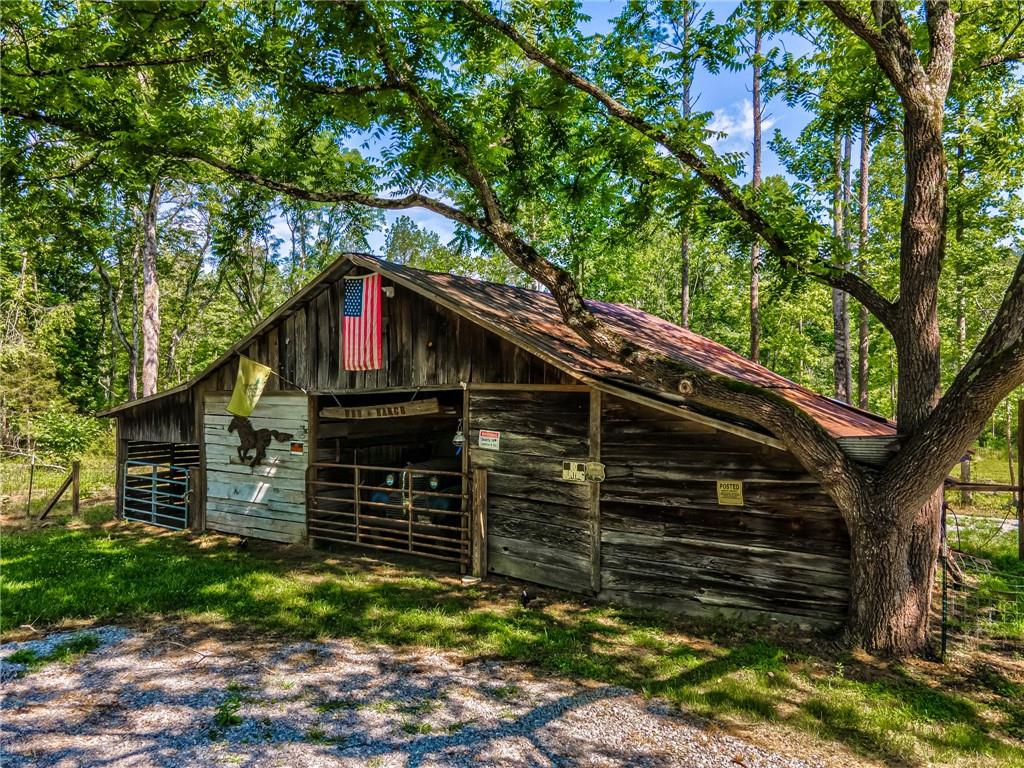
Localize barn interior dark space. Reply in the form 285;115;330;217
308;388;469;567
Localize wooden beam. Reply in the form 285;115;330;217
591;382;788;451
321;398;442;420
589;388;602;594
472;467;488;578
38;468;74;520
467;383;589;392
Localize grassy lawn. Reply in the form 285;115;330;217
2;508;1022;768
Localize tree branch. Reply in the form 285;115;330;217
171;148;487;232
1;51;215;78
884;253;1024;513
298;78;404;97
821;1;904;87
461;2;899;333
980;50;1024;67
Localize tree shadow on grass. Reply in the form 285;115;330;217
2;523;1022;767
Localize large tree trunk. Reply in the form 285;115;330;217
141;180;161;397
845;492;942;654
855;102;948;654
749;23;762;362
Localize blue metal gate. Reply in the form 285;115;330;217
123;460;191;530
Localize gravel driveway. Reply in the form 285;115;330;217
1;625;819;768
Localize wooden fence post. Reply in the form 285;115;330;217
471;468;487;578
72;460;80;517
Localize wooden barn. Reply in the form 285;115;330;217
99;253;897;629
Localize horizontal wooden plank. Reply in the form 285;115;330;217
487;492;590;524
599;500;848;546
597;588;841;630
206;494;307;517
487;472;590;508
204;437;309;462
206;478;307;505
601;463;815;485
488;533;589;575
467;428;588;457
488;550;591;594
205;516;303;544
601;543;850;597
469;450;592;480
470;412;588;439
600;528;849;573
488;512;591;551
203;456;307;481
206;503;307;527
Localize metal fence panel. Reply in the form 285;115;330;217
122;460;190;530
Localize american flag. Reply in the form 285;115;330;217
342;273;382;370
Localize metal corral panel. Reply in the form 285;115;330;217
203;393;309;543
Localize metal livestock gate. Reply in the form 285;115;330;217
121;441;199;530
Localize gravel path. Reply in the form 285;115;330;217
1;625;820;767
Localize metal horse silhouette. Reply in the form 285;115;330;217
228;415;293;468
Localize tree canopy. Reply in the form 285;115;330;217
2;0;1023;654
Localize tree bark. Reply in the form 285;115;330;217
832;133;852;403
141;180;161;397
845;492;941;654
857;116;870;410
749;22;762;362
679;3;693;330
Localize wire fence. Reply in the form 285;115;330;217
939;503;1024;658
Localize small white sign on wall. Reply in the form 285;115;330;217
478;429;501;450
562;460;587;483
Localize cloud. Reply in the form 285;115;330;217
707;99;775;151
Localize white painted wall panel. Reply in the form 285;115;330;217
203;393;309;543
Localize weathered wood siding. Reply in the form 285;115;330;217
468;389;593;592
598;395;850;627
203;393;309;544
118;390;195;443
197;279;571;396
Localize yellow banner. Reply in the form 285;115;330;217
227;356;273;417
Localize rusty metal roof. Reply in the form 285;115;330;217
355;254;896;440
100;251;896;441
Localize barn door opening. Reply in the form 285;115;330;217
307;389;469;568
121;441;199;530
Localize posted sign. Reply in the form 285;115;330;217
716;480;744;506
478;429;501;450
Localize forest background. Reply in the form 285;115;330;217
1;0;1021;474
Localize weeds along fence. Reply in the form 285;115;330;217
0;451;80;519
939;488;1024;658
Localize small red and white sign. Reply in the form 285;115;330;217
290;442;304;455
478;429;501;450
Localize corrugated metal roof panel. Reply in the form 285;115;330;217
356;255;896;440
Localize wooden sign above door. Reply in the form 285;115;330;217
321;398;442;420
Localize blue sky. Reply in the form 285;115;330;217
279;1;814;254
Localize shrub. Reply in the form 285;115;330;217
33;408;102;462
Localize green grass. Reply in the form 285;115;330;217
0;450;115;518
2;510;1022;767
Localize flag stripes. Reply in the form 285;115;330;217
342;273;383;370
